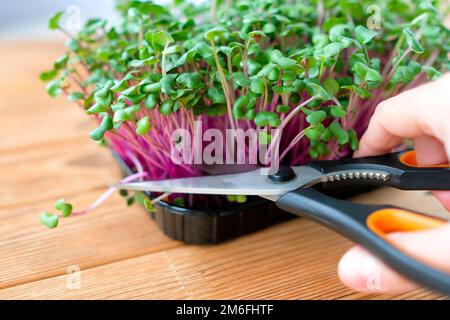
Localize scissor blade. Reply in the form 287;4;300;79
114;166;321;197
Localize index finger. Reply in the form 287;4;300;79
355;74;450;157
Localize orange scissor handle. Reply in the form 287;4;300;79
277;187;450;294
399;150;450;168
367;208;446;237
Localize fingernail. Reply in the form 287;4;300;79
338;248;384;292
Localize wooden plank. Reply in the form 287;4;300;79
0;191;182;290
0;219;356;299
0;100;89;153
0;139;121;208
0;217;442;299
0;41;90;152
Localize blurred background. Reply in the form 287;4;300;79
0;0;118;40
0;0;202;40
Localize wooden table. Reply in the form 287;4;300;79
0;41;447;300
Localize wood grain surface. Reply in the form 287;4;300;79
0;41;448;300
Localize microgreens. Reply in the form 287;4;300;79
40;0;449;227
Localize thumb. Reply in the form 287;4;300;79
338;223;450;293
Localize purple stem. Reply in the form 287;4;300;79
71;171;148;217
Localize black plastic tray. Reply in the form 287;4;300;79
113;152;376;244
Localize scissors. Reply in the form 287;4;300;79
115;149;450;294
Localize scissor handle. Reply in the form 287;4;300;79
276;187;450;295
308;150;450;190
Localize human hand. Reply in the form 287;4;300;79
338;74;450;293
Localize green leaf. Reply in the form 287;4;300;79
403;28;424;54
329;24;353;42
316;142;329;156
233;72;250;87
129;59;146;68
410;13;429;26
305;125;324;140
136;116;151;135
323;42;343;58
48;12;63;30
205;26;228;42
155;74;173;93
246;109;256;119
172;197;185;207
113;105;139;122
308;65;320;78
355;25;378;44
253;111;281;127
143;199;156;213
233;95;249;119
329;122;349;145
163;45;180;55
61;205;73;217
267;67;280;81
247;60;262;75
352;62;381;84
159;99;175;115
96;48;110;61
141;82;162;93
341;85;371;99
422;66;442;80
324;19;348;33
323;78;340;96
68;92;84;101
348;128;359;150
121;93;146;105
306;110;327;125
176;72;202;89
291;79;304;91
248;30;266;42
54;198;66;211
321;127;332;142
40;212;59;229
330;106;346;118
40;69;58;82
89;127;106;141
100;114;113;130
272;56;299;72
305;80;331;100
111;74;134;92
262;23;276;34
312;33;329;48
235;195;247;203
309;149;319;159
151;31;174;50
89;115;112;141
144;94;158;109
54;198;73;217
111;102;126;112
250;78;265;95
274;14;291;23
207;87;225;104
365;68;381;82
276;105;290;113
127;197;135;206
86;102;108;115
46;80;62;98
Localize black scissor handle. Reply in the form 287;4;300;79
276;187;450;295
308;150;450;190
